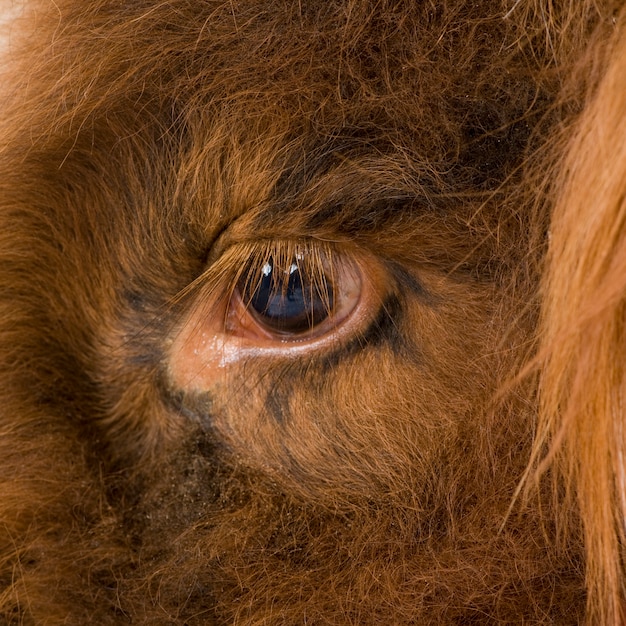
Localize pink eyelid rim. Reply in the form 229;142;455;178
168;252;386;391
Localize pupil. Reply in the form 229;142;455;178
246;258;333;333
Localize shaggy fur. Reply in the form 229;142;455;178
0;0;623;623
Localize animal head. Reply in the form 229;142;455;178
0;1;624;623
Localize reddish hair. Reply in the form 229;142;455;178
537;11;626;622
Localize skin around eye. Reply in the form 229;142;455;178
168;245;388;391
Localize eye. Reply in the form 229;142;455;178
169;241;388;388
227;244;363;341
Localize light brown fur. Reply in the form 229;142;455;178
0;0;623;623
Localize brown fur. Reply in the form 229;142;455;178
0;0;623;623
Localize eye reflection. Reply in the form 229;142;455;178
243;257;334;334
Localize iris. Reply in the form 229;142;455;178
244;257;333;334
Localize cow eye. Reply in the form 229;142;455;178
228;245;362;341
168;242;387;389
